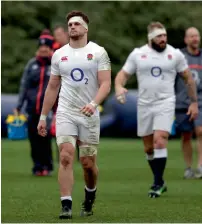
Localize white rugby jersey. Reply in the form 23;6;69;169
122;44;189;105
51;41;111;115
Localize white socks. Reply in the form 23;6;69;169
61;196;72;201
154;148;168;158
146;153;154;161
85;186;96;192
60;187;96;202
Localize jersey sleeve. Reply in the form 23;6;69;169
175;49;189;73
51;51;60;76
122;49;137;75
97;48;111;71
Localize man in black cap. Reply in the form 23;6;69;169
15;29;54;176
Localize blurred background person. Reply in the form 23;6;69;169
175;27;202;179
52;24;69;51
14;29;55;176
51;24;70;161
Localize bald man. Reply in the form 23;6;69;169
175;27;202;179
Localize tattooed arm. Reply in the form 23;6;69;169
180;68;199;120
180;68;197;102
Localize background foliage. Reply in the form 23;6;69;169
2;1;202;93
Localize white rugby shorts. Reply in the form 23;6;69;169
137;100;175;137
56;112;100;145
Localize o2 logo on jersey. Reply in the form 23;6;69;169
191;70;200;86
151;66;162;77
70;68;88;84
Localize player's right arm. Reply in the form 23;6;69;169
38;52;61;136
115;49;137;103
40;75;61;116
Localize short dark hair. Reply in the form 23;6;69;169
147;22;165;33
53;24;67;32
66;10;89;24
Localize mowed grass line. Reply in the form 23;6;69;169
1;138;202;223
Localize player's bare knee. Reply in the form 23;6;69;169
154;132;168;149
80;156;94;170
60;151;72;167
154;137;166;148
60;144;74;167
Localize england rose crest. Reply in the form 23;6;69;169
168;54;172;60
87;54;93;60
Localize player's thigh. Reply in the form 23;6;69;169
79;115;100;145
153;103;174;148
153;130;169;149
56;114;78;148
194;107;202;137
175;109;194;133
153;102;174;134
78;116;100;161
137;105;153;137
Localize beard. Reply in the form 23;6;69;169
189;43;200;50
151;40;167;52
69;31;84;40
70;35;80;40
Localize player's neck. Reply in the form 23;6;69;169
69;37;88;49
187;46;200;56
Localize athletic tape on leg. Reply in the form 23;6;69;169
79;144;97;157
56;135;76;148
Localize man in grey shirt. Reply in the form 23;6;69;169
175;27;202;179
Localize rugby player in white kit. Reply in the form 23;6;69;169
37;11;111;218
115;22;198;198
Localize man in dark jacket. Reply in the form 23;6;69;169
15;30;54;176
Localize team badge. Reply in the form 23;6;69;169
168;54;172;60
141;54;147;59
87;54;93;60
61;56;68;62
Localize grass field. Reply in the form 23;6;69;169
1;138;202;223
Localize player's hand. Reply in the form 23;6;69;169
115;86;128;104
37;120;47;137
187;102;199;121
80;104;96;117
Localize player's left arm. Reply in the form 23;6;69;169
81;48;111;116
92;70;111;105
93;48;111;105
176;49;199;120
93;53;111;106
